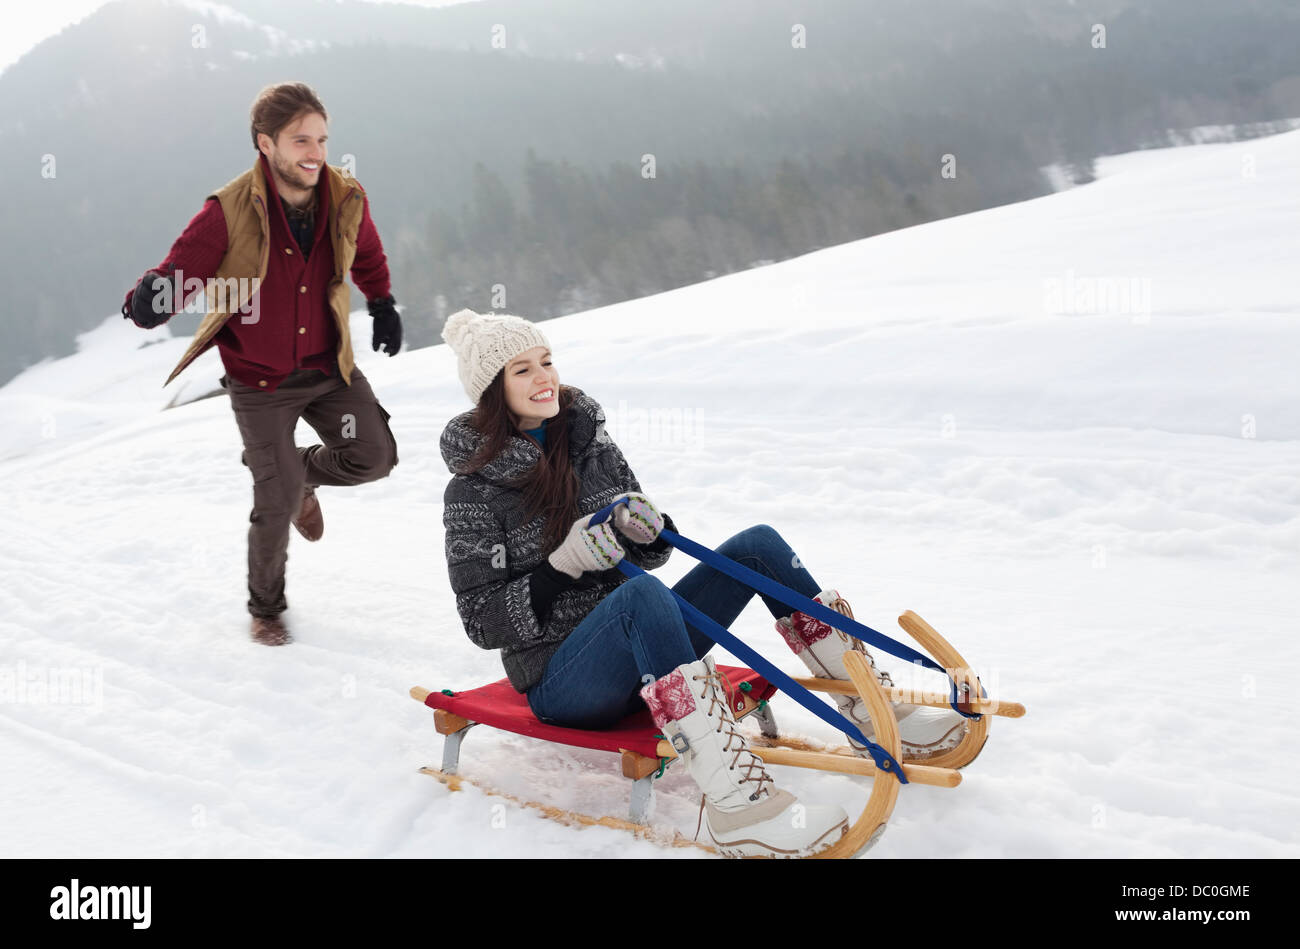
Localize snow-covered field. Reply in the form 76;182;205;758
2;130;1298;858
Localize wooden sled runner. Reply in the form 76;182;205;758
409;609;1020;857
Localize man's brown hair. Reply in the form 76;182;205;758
249;82;328;151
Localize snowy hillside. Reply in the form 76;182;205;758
2;130;1298;858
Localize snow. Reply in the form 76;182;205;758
171;0;258;30
2;130;1298;858
168;0;322;58
1042;116;1300;191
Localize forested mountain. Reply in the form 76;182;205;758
1;0;1298;384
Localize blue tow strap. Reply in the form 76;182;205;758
654;528;986;722
587;499;981;785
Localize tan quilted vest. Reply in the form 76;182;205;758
163;157;366;387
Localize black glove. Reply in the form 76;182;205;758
368;295;402;356
124;270;173;329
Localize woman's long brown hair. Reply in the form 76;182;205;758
463;374;581;551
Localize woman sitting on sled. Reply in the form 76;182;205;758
438;308;967;857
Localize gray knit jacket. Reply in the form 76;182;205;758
440;386;673;692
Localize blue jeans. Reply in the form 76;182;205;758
526;524;823;729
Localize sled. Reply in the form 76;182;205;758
411;648;964;859
412;498;1023;856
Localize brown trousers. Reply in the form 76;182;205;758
222;367;399;617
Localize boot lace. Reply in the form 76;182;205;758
690;666;777;842
693;667;775;797
829;594;894;688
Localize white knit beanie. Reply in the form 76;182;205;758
441;308;552;404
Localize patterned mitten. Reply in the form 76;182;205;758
547;516;626;578
611;492;665;545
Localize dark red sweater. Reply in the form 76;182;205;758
128;154;391;391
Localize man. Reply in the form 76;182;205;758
122;82;401;647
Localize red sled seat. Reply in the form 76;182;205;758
414;664;777;759
410;666;780;824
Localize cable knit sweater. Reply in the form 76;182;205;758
441;387;674;692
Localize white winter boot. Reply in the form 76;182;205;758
775;589;968;762
641;656;849;858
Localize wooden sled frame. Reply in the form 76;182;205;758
759;609;1026;771
409;611;1019;858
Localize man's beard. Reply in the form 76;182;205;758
271;152;318;194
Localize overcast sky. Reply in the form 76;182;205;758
0;0;483;76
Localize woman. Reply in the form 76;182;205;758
438;309;965;857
